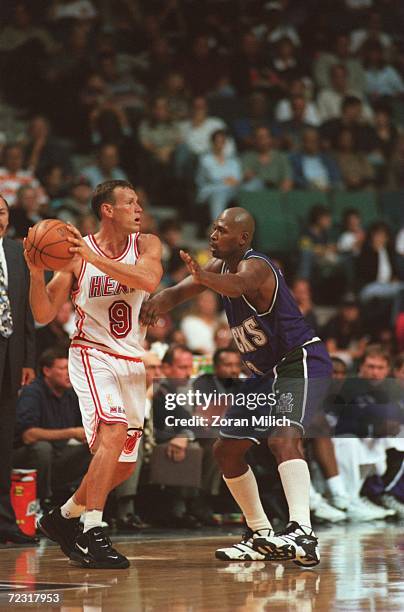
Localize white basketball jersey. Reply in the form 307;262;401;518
71;233;148;358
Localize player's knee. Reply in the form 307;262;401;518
267;436;302;463
213;439;244;469
99;422;128;451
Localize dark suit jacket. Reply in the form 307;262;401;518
0;237;35;394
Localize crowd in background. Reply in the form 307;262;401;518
1;0;404;532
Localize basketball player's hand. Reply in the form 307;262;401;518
23;236;44;276
180;250;202;283
66;224;96;263
166;436;188;462
21;368;35;386
140;296;165;326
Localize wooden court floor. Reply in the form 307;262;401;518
0;523;403;611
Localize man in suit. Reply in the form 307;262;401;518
0;194;36;543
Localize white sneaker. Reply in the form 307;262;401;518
330;494;350;511
311;497;346;523
253;521;320;567
215;528;274;561
347;498;396;521
380;495;404;518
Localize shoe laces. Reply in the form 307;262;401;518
241;528;254;543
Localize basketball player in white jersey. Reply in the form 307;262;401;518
24;180;162;569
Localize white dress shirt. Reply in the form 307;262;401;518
0;237;8;286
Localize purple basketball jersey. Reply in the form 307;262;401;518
221;249;317;375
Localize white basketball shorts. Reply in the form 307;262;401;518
69;346;146;462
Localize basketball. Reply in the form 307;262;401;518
25;219;74;271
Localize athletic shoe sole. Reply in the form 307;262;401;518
69;551;130;569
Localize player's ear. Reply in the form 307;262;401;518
239;231;249;246
100;202;113;218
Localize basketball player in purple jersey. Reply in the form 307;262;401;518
141;207;332;567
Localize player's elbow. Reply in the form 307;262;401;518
144;268;163;293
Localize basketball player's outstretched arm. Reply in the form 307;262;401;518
67;227;163;293
140;257;222;325
179;250;275;302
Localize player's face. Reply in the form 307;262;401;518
0;198;9;238
209;219;238;259
111;187;142;233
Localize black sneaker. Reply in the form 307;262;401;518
38;507;81;557
70;527;130;569
253;521;320;567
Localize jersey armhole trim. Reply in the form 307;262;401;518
241;255;279;316
71;259;87;296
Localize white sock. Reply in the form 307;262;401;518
60;496;85;519
278;459;311;527
223;466;272;532
327;474;348;499
83;510;103;533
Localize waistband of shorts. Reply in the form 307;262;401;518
70;341;143;363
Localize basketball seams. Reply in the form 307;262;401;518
26;219;74;270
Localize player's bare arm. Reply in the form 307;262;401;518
140;257;222;325
180;250;276;310
66;226;163;293
24;236;78;325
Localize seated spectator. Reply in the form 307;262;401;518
160;219;188;285
322;295;368;367
97;49;146;113
24;115;73;178
337;208;366;257
320;96;376;153
196;130;241;221
387;133;404;189
230;31;266;95
313;32;366;95
181;291;221;355
8;185;46;240
180;34;227;97
290;128;342;191
334;128;375;190
273;94;317;151
333;345;403;519
241;126;293;192
192;348;243;524
52;176;92;225
317;64;373;123
82;143;128;189
254;4;300;48
152;344;203;528
13;349;91;510
357;222;404;304
363;41;404;102
213;322;234;350
370;103;398;186
138;96;180;163
177;96;235;175
233;92;272;151
268;36;306;96
0;143;47;207
159;71;190;121
274;77;320;126
298;205;347;303
350;10;393;55
35;301;72;366
290;278;319;332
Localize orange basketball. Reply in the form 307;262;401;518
25;219;74;271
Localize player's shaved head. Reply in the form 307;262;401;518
219;207;255;241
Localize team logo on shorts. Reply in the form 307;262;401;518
123;428;143;454
276;392;294;413
106;394;124;414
